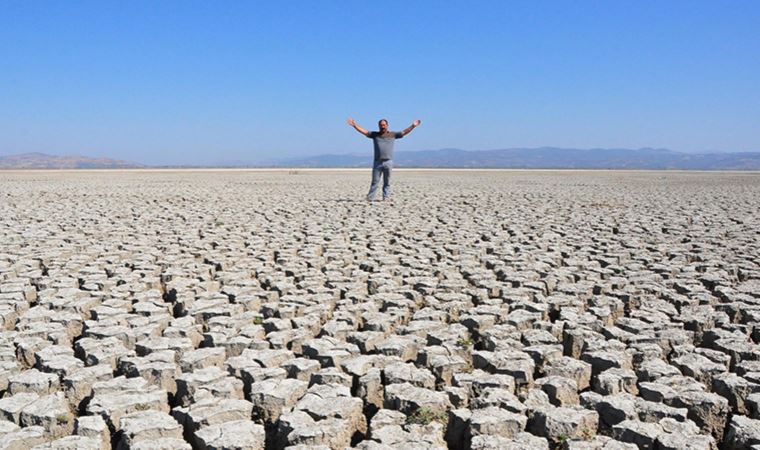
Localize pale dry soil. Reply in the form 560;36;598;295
0;170;759;450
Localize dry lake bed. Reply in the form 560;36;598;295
1;169;760;449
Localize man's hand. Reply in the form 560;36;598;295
347;117;369;136
401;119;422;136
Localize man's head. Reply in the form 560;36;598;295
378;119;388;132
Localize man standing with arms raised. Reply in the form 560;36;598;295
347;117;422;202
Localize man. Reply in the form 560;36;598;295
347;117;422;201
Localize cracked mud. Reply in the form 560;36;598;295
1;169;760;449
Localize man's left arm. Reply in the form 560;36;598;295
400;119;422;137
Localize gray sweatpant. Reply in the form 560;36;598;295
367;159;392;200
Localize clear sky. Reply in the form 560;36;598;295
1;1;759;166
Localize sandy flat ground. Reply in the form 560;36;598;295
1;170;759;448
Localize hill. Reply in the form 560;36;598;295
275;147;760;170
0;153;145;169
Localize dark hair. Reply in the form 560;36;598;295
378;119;388;126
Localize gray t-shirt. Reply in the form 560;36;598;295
368;131;403;161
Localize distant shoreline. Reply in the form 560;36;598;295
2;168;760;174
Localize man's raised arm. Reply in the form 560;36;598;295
401;119;422;137
347;118;370;137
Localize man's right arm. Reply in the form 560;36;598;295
347;117;370;137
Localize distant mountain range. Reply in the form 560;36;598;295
275;147;760;170
2;148;759;170
0;152;144;169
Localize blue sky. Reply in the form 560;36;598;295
1;1;759;166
